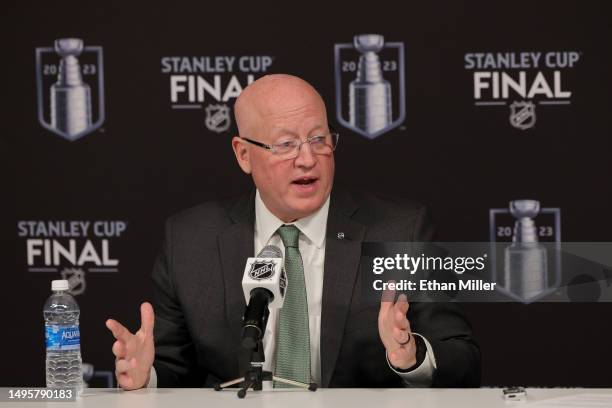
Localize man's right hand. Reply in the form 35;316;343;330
105;302;155;390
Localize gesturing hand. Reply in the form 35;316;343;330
378;288;417;370
105;302;155;390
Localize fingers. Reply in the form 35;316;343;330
387;293;411;345
106;319;132;342
116;364;135;390
379;281;396;313
392;299;410;344
115;357;145;390
117;374;134;390
140;302;155;336
395;293;409;314
379;292;417;370
393;294;410;330
393;326;411;344
109;306;154;391
115;358;134;388
112;340;126;359
115;358;131;374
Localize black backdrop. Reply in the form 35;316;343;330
4;0;612;388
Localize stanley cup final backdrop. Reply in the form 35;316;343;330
3;1;612;388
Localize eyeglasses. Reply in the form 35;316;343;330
240;131;339;160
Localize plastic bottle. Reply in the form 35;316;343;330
44;279;83;392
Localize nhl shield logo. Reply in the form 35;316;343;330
334;34;406;139
61;267;87;296
35;38;105;141
509;101;536;130
205;104;231;133
249;261;276;280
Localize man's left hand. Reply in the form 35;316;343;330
378;289;417;370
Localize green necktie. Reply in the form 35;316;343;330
274;225;311;387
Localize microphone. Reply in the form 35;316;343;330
241;245;287;349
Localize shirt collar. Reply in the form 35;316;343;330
255;189;330;249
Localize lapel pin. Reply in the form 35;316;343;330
337;232;345;240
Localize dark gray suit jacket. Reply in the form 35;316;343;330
152;187;480;387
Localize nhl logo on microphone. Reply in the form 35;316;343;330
248;261;276;280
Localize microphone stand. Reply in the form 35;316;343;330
214;287;317;398
214;338;317;398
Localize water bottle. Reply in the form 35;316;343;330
44;279;83;392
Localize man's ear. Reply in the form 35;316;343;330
231;136;252;174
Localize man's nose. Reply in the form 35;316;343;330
294;141;317;168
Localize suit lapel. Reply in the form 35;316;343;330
218;191;255;341
320;188;365;387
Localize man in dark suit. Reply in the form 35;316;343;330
105;74;480;389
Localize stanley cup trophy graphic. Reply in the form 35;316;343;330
50;38;92;137
503;200;548;301
349;34;392;135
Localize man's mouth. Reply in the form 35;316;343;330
291;177;318;186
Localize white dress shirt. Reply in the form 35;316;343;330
148;190;436;388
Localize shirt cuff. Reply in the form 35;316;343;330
386;333;437;387
147;366;158;388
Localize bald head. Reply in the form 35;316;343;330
234;74;327;137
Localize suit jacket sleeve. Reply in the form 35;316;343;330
411;205;481;387
151;218;207;387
